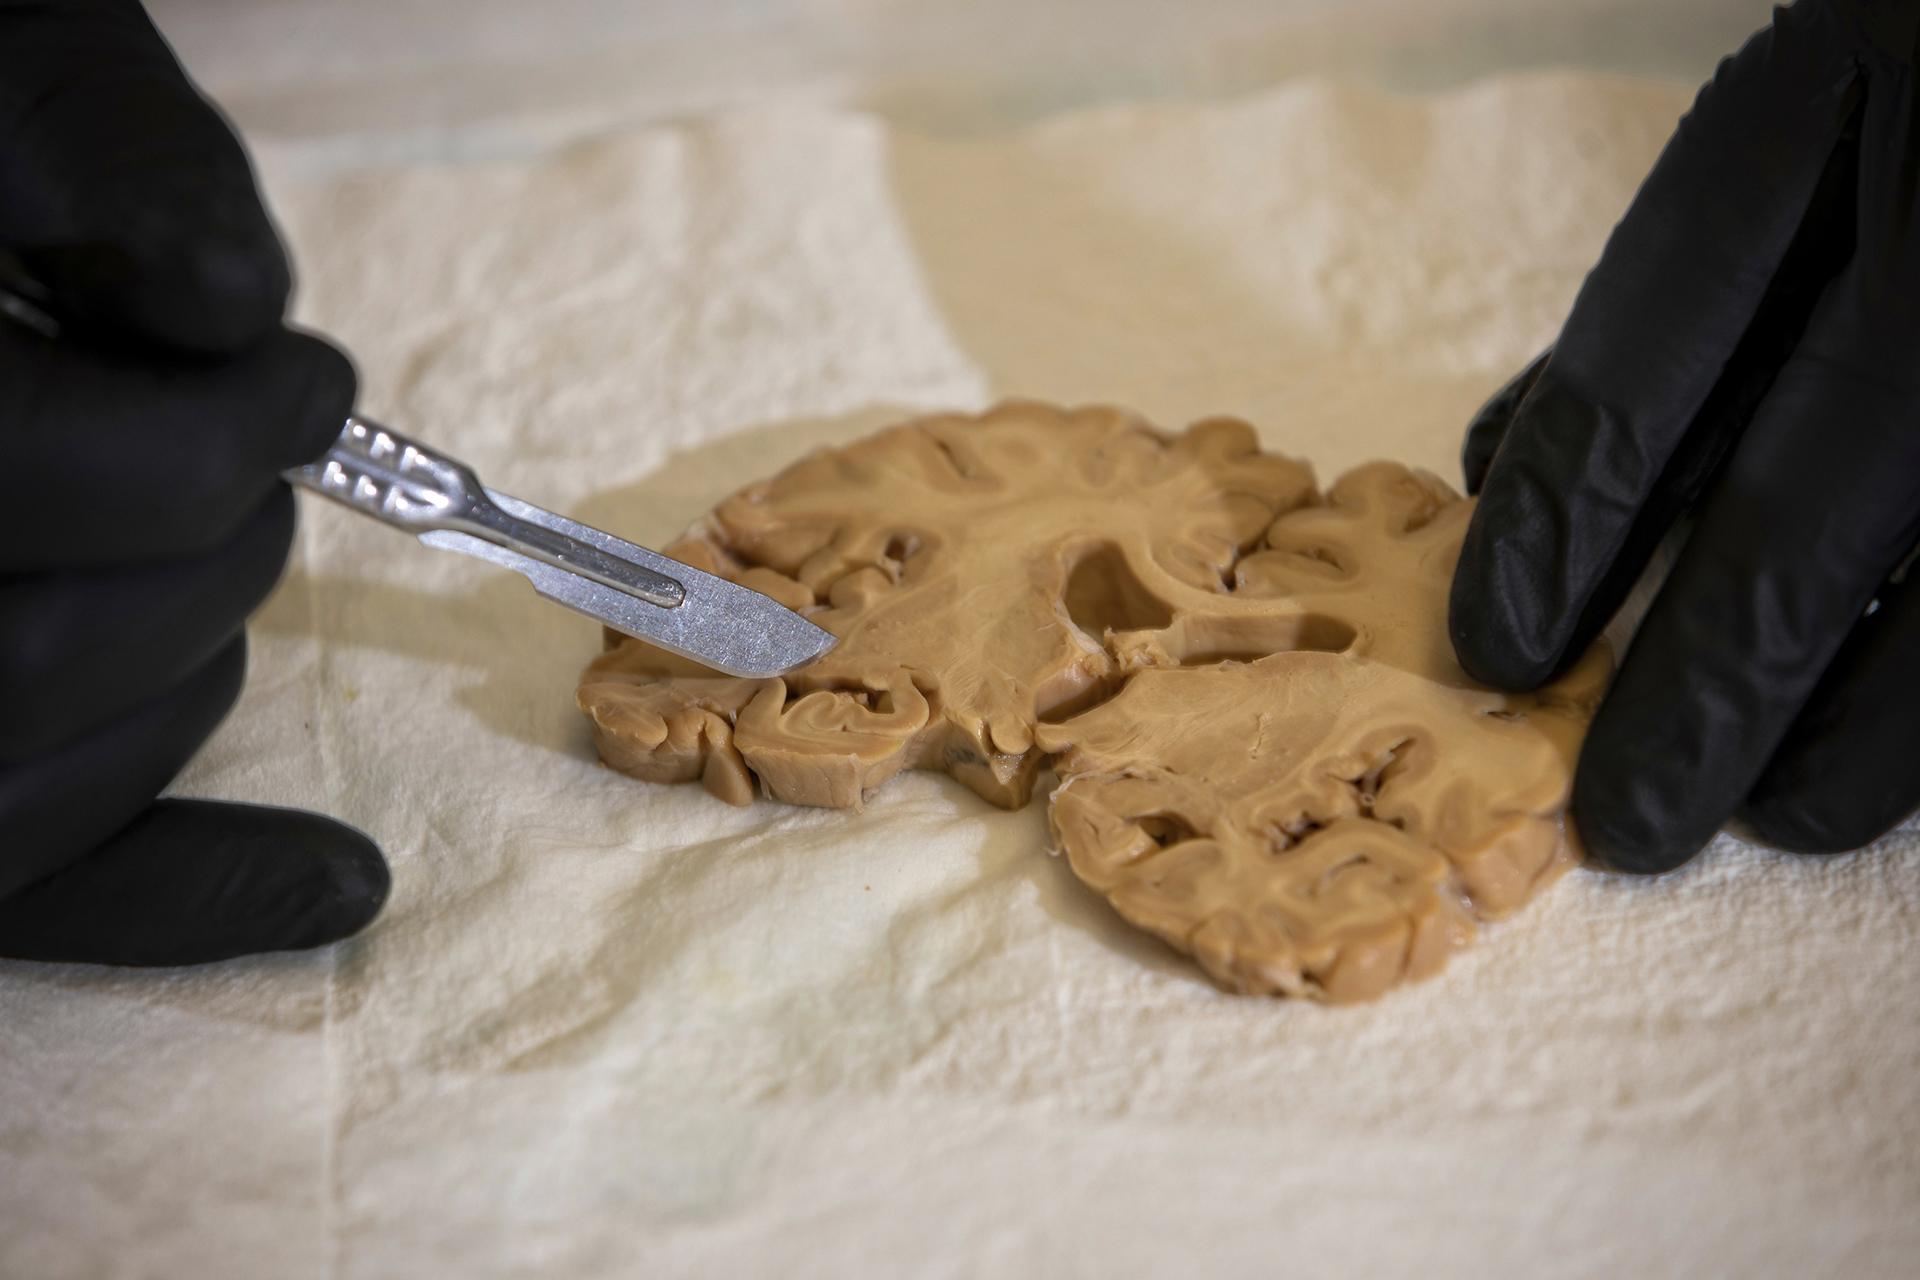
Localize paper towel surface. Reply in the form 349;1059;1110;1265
4;73;1917;1278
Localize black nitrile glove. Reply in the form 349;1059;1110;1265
0;0;388;963
1450;0;1920;874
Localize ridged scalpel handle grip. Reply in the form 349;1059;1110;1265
289;416;484;531
288;416;686;609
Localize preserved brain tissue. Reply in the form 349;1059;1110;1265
578;402;1607;1001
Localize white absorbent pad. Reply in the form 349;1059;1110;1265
4;72;1916;1278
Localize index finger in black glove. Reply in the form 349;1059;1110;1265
0;799;387;966
1739;543;1920;852
0;323;353;569
1461;349;1550;497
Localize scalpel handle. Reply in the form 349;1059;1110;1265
286;417;685;609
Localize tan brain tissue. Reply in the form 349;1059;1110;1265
578;402;1607;1001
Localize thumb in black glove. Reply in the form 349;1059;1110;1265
1450;0;1920;873
0;0;388;964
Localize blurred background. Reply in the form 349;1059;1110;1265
151;0;1776;150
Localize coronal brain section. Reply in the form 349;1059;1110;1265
577;401;1607;1001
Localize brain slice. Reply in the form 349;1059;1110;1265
578;401;1607;1001
579;402;1320;809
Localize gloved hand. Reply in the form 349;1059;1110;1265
0;0;388;963
1450;0;1919;874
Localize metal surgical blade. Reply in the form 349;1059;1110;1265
287;418;837;677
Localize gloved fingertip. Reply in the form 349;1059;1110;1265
1460;417;1502;496
1733;793;1883;858
171;801;390;956
1577;833;1693;876
275;329;359;467
1447;561;1565;692
1570;761;1703;876
19;205;291;355
1461;348;1553;495
86;125;293;352
154;224;292;352
277;807;392;949
0;799;390;966
217;329;358;477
